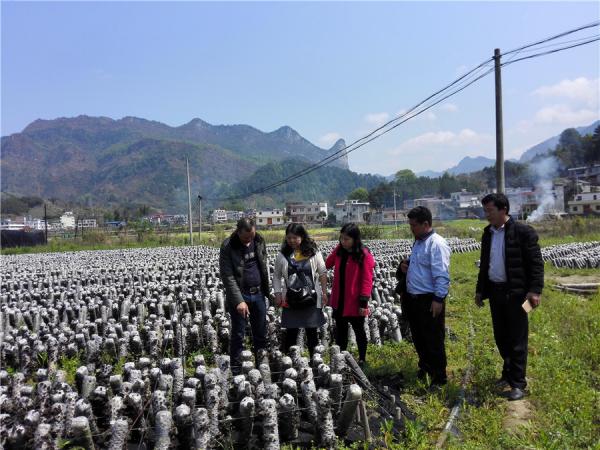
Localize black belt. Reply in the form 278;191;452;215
489;281;508;289
242;286;261;295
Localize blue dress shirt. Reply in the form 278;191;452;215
407;230;451;303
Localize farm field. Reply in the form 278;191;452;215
0;223;599;448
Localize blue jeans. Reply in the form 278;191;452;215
229;293;268;372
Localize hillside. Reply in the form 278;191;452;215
217;159;384;209
0;115;350;211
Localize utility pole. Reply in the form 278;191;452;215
44;203;48;244
186;158;193;245
494;48;505;193
393;188;398;237
197;195;203;245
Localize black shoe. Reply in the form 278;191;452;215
494;377;510;390
428;380;446;393
431;378;447;387
508;387;526;401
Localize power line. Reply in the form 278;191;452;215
206;59;495;201
208;22;600;202
506;33;600;55
502;20;599;55
502;37;600;67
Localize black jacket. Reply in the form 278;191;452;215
219;232;270;308
476;217;544;300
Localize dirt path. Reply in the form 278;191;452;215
502;397;533;432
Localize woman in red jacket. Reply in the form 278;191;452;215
325;223;375;365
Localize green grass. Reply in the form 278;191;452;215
57;354;83;386
347;250;600;449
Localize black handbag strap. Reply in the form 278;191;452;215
285;254;312;287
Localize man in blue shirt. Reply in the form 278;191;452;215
400;206;451;386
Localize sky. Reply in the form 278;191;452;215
2;1;599;176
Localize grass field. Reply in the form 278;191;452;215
351;252;600;449
4;217;599;255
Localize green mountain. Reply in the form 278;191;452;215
216;159;384;209
0;115;357;212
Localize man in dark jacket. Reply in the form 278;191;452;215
219;218;270;374
475;193;544;400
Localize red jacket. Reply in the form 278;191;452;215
325;244;375;317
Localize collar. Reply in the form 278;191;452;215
416;229;435;241
492;216;510;232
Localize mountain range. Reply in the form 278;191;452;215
2;115;597;213
1;116;351;211
416;121;599;178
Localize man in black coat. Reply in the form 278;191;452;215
219;218;270;374
475;193;544;401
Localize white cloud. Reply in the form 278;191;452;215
533;77;599;108
364;112;390;127
389;129;492;155
318;132;342;148
439;103;459;113
533;104;598;126
423;111;437;121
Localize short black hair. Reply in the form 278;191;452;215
407;206;432;226
236;217;256;233
481;193;510;214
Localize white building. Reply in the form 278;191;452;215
286;201;328;223
77;219;97;229
568;190;600;215
211;209;228;223
568;164;600;185
60;212;76;229
256;209;285;227
506;183;566;218
450;190;480;208
226;211;244;222
0;219;25;230
333;200;370;224
413;197;455;220
23;217;46;230
371;208;406;225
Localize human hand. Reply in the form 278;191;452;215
526;292;541;308
475;293;483;308
430;301;443;318
358;307;369;317
400;260;409;274
236;302;249;318
274;293;283;307
322;292;328;306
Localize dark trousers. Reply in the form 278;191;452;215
403;294;447;384
334;312;368;362
284;328;319;359
489;285;528;389
229;292;268;372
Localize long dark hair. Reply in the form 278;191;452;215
337;222;366;264
281;223;317;258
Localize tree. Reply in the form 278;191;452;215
555;128;583;168
395;169;417;184
582;125;600;164
348;187;369;202
439;172;457;197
